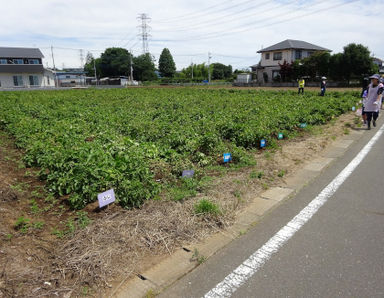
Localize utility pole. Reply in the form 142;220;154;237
129;49;134;82
51;46;58;88
208;52;212;83
137;13;151;54
93;58;98;86
191;61;194;80
79;49;84;85
79;49;84;68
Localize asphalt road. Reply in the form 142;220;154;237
160;123;384;298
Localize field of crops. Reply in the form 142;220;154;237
0;88;358;209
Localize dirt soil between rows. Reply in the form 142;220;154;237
0;111;362;298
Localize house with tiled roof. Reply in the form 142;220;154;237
251;39;331;83
0;47;55;88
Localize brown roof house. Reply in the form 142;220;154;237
0;47;56;88
251;39;331;84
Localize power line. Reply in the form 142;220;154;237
119;34;137;48
154;0;324;40
154;0;275;33
155;0;258;26
155;0;235;23
116;32;136;46
151;0;357;42
152;0;313;40
224;0;360;37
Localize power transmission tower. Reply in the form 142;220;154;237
137;13;151;54
208;52;212;83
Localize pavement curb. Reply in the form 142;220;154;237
112;128;364;298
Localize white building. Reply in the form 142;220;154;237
0;47;56;88
235;73;252;84
252;39;331;83
372;57;384;74
56;69;86;87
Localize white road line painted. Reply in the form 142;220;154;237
204;124;384;298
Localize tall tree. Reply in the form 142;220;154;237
329;53;345;81
180;63;208;80
291;51;330;80
99;47;132;77
158;48;176;77
83;52;101;77
342;43;376;83
133;53;157;81
211;63;233;80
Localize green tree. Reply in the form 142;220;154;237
342;43;376;83
83;52;101;78
158;48;176;77
291;51;330;80
133;53;157;81
99;47;132;78
312;51;331;78
329;53;345;81
211;63;233;80
180;63;208;80
234;68;251;74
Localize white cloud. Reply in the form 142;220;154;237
1;0;383;70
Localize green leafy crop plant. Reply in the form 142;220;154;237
0;88;358;209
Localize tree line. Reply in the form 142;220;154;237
84;43;378;83
277;43;378;83
84;47;234;82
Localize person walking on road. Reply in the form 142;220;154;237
364;74;383;130
298;77;305;94
320;76;327;96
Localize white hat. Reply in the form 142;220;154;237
369;74;380;80
321;76;327;80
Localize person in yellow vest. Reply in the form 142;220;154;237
298;77;305;94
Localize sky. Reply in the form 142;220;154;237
1;0;383;71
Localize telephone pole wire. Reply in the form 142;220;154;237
137;13;151;54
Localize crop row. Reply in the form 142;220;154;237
0;88;358;208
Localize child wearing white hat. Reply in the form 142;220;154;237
364;74;383;130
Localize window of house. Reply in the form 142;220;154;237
0;59;7;64
28;59;40;64
66;75;71;79
273;52;282;61
307;51;314;57
13;59;24;64
265;53;270;60
47;76;50;85
29;75;39;86
13;75;23;86
295;50;302;60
